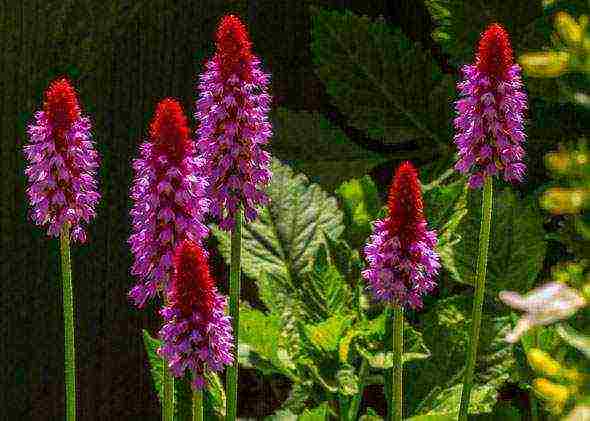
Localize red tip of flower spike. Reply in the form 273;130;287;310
215;14;253;79
387;161;424;241
43;77;81;129
149;98;190;162
170;240;216;319
476;23;514;78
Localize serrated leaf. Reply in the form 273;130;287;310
424;383;499;416
272;108;385;190
213;159;345;312
452;187;547;295
311;7;454;147
336;176;382;247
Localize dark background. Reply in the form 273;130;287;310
0;0;585;420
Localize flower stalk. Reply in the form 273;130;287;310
192;388;203;421
60;223;76;421
227;208;242;421
459;175;493;421
392;305;404;421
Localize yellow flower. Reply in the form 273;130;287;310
519;51;570;77
555;12;583;46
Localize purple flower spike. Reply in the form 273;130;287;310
195;15;272;231
23;77;100;242
128;99;209;307
362;162;440;309
158;240;234;389
453;23;528;188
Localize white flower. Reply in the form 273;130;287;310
498;282;586;343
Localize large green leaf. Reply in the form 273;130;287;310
451;187;547;295
213;159;344;293
310;7;454;148
272;108;386;191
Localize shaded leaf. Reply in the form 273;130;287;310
336;176;382;247
272;108;385;190
311;7;454;147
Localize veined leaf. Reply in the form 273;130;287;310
452;187;547;295
272;108;385;190
213;159;345;310
311;7;454;147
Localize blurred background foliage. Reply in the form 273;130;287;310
1;0;589;420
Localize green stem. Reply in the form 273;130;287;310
392;305;404;421
226;208;242;421
192;388;203;421
60;224;76;421
162;294;174;421
349;358;369;421
459;176;493;421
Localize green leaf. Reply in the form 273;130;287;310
556;323;590;358
213;159;345;308
310;7;454;148
336;367;359;396
423;383;500;416
336;176;382;247
239;305;295;377
298;244;351;321
410;297;517;416
351;314;431;369
404;415;458;421
424;1;547;67
272;108;385;190
451;188;547;295
303;314;354;354
142;329;165;403
299;403;331;420
360;408;384;420
203;371;226;418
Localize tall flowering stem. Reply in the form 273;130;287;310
195;14;272;420
157;240;233;406
60;224;76;421
227;209;242;421
459;176;493;420
455;23;526;421
392;305;404;421
362;162;440;421
24;77;101;420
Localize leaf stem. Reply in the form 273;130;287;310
392;305;404;421
60;224;76;421
349;358;369;421
192;387;203;421
162;295;174;421
459;176;493;421
226;208;242;421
